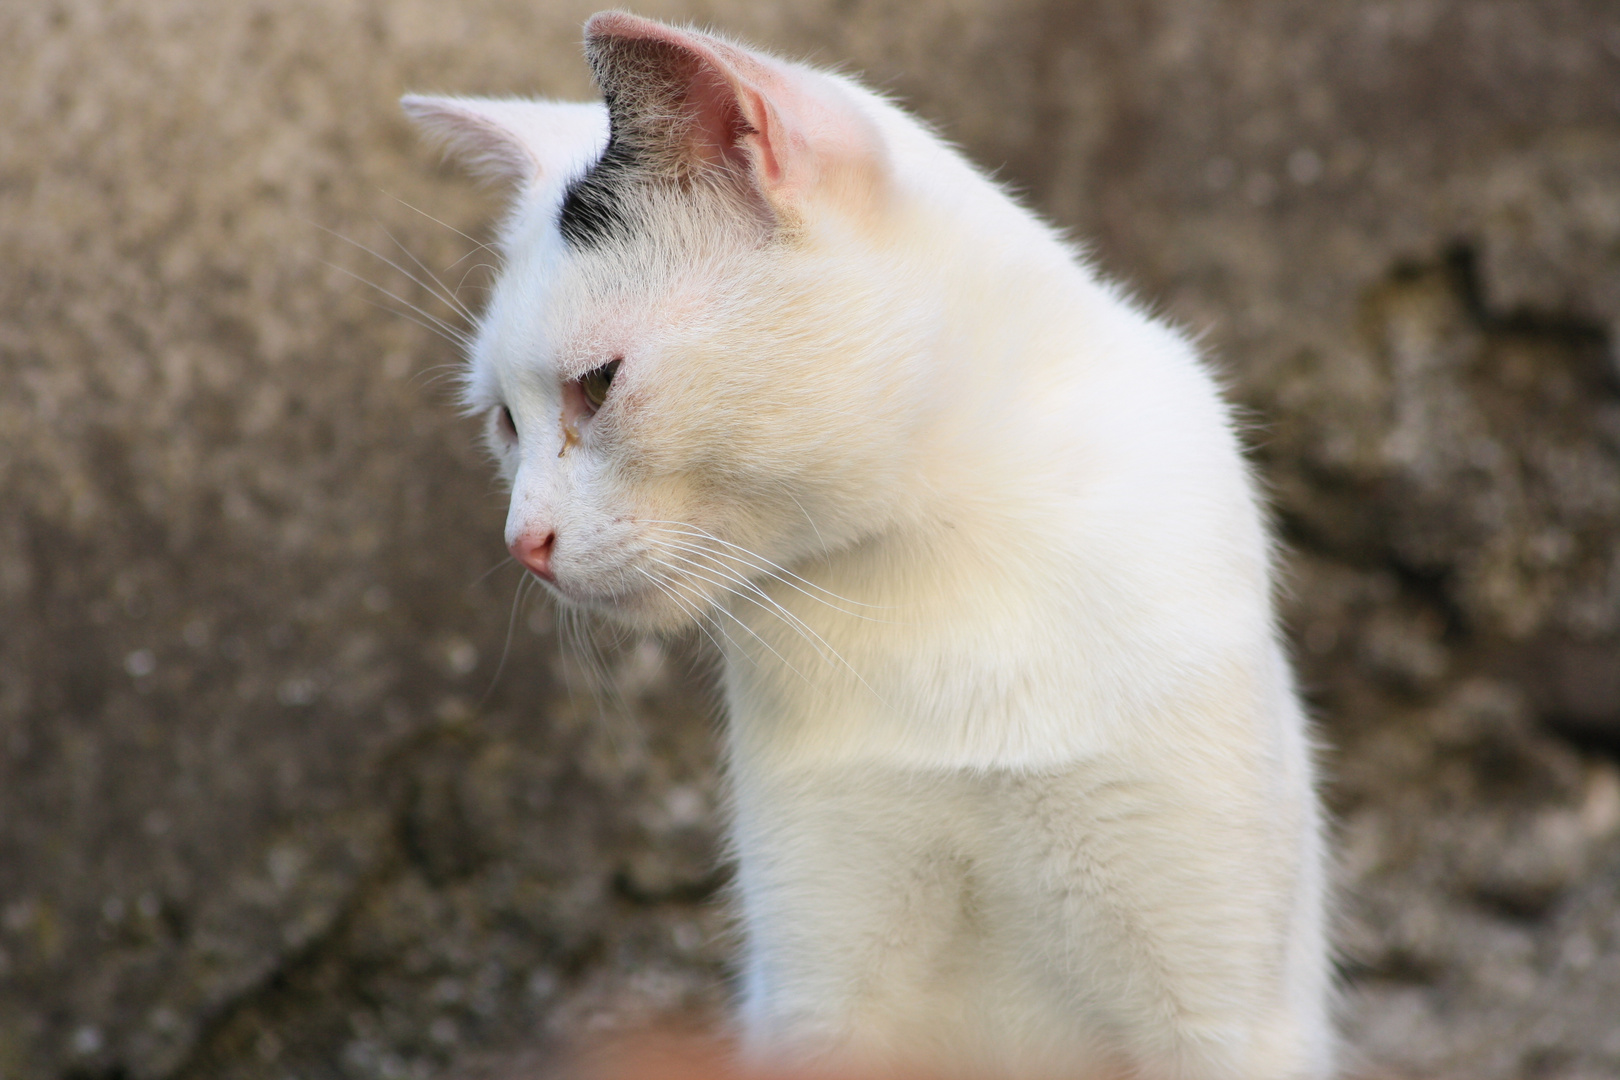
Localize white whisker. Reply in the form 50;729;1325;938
477;566;530;710
647;551;857;678
323;261;471;347
377;218;479;323
455;263;500;296
650;550;843;666
641;520;893;614
558;599;604;700
553;604;584;720
648;552;875;698
635;566;746;666
785;490;832;566
470;555;518;589
318;219;477;324
556;602;624;731
351;294;468;351
378;188;500;264
650;531;897;626
409;362;469;393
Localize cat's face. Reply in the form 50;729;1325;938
407;15;914;633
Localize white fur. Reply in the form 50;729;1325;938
405;14;1331;1080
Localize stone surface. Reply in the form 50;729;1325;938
3;1;1619;1078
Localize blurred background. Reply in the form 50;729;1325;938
3;1;1619;1078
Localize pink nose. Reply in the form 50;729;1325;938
510;531;556;582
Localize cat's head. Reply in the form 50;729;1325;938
404;14;940;632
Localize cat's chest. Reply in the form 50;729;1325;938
714;563;1127;772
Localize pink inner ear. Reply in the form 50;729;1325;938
684;62;758;175
585;12;880;214
586;13;785;184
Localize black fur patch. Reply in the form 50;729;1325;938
558;103;639;249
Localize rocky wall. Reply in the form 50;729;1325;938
3;2;1618;1078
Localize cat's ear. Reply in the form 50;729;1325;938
400;96;609;190
582;13;885;223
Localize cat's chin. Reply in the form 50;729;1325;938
550;578;711;637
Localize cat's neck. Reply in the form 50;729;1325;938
715;180;1272;776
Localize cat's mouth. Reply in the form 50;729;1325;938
514;518;764;634
534;560;721;636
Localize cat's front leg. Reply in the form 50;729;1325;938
727;766;989;1073
975;763;1333;1080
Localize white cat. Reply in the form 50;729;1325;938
403;13;1331;1080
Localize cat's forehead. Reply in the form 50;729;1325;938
477;235;666;384
495;179;750;339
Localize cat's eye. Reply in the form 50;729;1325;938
579;358;621;411
496;405;518;442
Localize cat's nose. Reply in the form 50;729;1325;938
510;531;556;582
